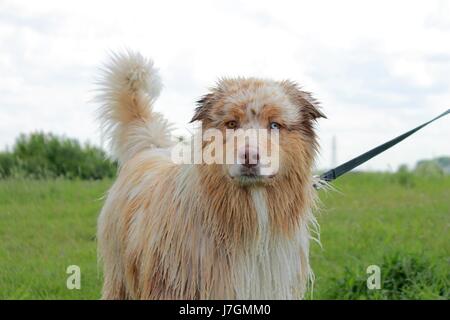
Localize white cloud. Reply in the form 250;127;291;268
0;0;449;170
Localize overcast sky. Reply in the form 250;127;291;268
1;0;449;170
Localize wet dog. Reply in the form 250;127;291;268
96;51;325;299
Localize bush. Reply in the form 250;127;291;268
0;132;116;180
415;160;444;177
0;152;17;178
392;164;415;188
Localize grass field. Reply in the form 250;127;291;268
0;173;448;299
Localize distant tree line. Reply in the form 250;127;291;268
415;156;450;175
397;156;450;176
0;132;117;179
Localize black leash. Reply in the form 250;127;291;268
319;109;450;184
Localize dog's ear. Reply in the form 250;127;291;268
282;80;326;121
297;90;327;120
190;93;214;123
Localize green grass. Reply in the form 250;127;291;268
310;172;450;299
0;179;110;299
0;173;448;299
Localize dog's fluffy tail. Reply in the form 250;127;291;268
96;50;173;164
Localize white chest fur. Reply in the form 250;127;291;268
232;188;310;299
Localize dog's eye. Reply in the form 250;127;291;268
270;122;281;130
226;120;238;129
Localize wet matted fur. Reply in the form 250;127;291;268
96;51;325;299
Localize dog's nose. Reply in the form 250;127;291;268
240;146;260;168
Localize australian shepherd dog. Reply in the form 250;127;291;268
96;51;326;299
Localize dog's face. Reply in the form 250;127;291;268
191;78;325;186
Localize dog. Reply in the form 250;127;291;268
96;51;326;299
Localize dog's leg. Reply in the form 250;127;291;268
98;210;129;300
101;275;127;300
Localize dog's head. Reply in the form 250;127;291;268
191;78;325;187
